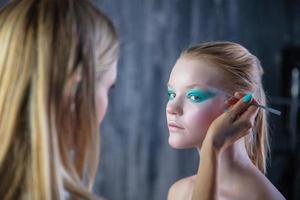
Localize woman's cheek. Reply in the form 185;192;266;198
95;87;108;125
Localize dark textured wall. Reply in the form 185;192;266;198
95;1;300;200
0;0;299;200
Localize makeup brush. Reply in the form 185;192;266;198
211;88;282;116
228;94;281;116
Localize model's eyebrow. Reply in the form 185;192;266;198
167;83;209;90
186;83;208;90
167;83;216;91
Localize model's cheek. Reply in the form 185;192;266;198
185;107;213;143
183;101;223;147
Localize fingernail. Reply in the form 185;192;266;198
242;93;252;103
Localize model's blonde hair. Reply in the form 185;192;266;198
181;41;269;174
0;0;118;199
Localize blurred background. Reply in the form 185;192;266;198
1;0;300;200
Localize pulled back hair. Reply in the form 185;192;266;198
0;0;119;199
181;41;269;174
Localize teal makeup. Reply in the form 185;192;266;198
167;86;217;103
167;87;176;100
186;88;216;103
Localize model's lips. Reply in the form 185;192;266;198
168;121;185;130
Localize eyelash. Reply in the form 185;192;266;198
110;84;116;90
187;93;203;103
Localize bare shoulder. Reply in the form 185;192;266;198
167;175;197;200
254;172;286;200
242;167;286;200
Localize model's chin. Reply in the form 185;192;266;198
168;140;186;149
168;132;204;149
168;134;192;149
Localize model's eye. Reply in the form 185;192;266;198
167;88;176;100
168;93;176;100
187;93;204;103
186;89;216;103
188;95;203;102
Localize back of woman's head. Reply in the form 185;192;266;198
0;0;119;199
181;41;269;174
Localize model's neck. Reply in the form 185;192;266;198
198;137;254;186
219;138;252;172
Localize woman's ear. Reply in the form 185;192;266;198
64;69;82;111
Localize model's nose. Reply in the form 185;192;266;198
166;100;183;116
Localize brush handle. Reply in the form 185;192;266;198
228;95;282;116
206;87;282;116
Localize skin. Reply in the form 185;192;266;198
95;61;117;124
166;58;227;149
166;57;286;200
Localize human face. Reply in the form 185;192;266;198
95;61;117;125
166;57;227;149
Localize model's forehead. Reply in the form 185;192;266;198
168;57;224;90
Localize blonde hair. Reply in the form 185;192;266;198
181;41;269;174
0;0;119;199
